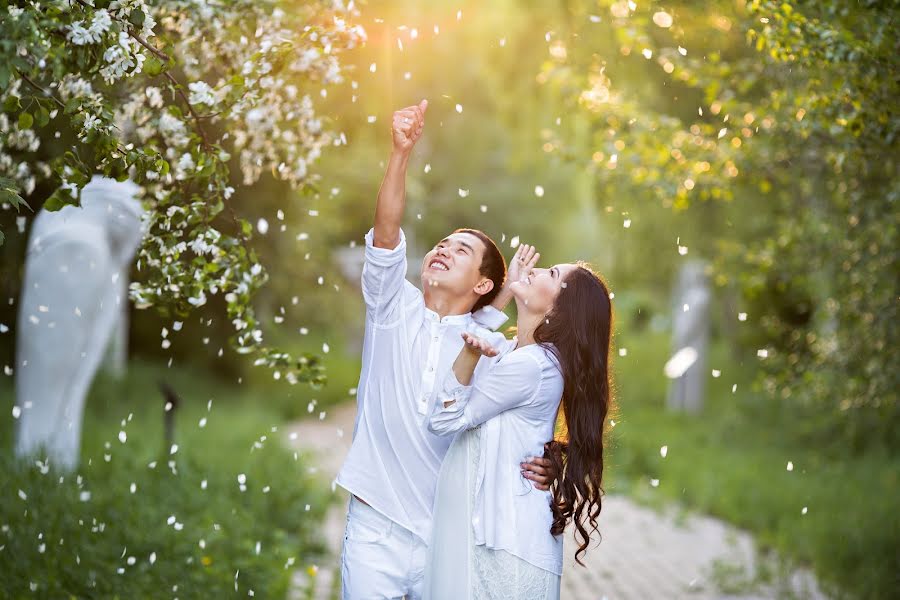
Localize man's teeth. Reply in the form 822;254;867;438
430;261;448;271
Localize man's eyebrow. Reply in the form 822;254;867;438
457;240;474;253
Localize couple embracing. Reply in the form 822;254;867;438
335;100;614;599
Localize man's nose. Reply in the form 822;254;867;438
437;246;451;257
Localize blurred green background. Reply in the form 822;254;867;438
1;0;897;597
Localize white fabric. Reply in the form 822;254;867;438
425;427;560;599
428;342;565;576
335;227;508;544
15;176;144;471
341;496;427;600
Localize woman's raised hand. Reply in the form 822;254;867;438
506;243;540;286
460;331;500;358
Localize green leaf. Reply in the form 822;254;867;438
0;177;31;212
145;56;165;77
154;159;170;176
35;105;50;127
64;97;80;114
43;188;76;212
17;112;33;130
129;9;146;26
2;95;20;112
0;189;30;212
0;228;4;246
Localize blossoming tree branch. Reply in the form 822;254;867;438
0;0;365;385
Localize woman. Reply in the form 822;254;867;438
424;249;614;599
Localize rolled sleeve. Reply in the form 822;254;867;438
429;350;541;436
428;371;474;435
361;227;409;325
364;227;406;267
471;305;508;331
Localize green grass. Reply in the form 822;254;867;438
3;329;896;598
0;359;336;598
243;331;362;421
607;330;899;599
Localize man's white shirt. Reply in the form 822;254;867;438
335;228;507;543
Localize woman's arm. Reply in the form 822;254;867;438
429;341;541;436
448;331;497;389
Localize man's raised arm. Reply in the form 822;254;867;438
373;99;428;249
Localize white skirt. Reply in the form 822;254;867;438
424;427;560;600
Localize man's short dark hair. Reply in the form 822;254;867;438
455;228;507;312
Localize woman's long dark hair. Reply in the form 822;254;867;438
535;263;614;565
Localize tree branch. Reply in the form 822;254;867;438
17;71;66;110
71;0;170;61
127;27;170;62
163;72;211;147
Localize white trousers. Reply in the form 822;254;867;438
341;496;427;600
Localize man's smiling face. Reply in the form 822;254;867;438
421;232;489;298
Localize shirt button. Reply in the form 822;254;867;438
429;367;434;372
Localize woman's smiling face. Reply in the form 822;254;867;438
509;263;578;315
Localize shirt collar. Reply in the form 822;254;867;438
424;307;473;326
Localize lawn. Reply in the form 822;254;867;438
2;329;896;598
0;359;337;598
607;330;899;599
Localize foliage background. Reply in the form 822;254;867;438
1;0;897;597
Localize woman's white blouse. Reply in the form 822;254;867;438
428;341;565;575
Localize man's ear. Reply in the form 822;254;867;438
473;278;495;297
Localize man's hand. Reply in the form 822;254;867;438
391;100;428;155
373;99;428;248
521;456;555;491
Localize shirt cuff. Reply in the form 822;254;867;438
471;304;508;331
439;370;472;412
364;227;407;267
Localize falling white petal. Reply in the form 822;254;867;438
664;346;698;378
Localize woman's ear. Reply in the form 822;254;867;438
473;278;495;297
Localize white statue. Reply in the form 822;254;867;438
665;261;711;413
14;176;144;470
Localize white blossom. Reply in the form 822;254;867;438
67;23;100;46
145;86;163;108
89;9;113;38
82;114;101;132
175;153;195;180
188;81;216;107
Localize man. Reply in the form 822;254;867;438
336;100;552;599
